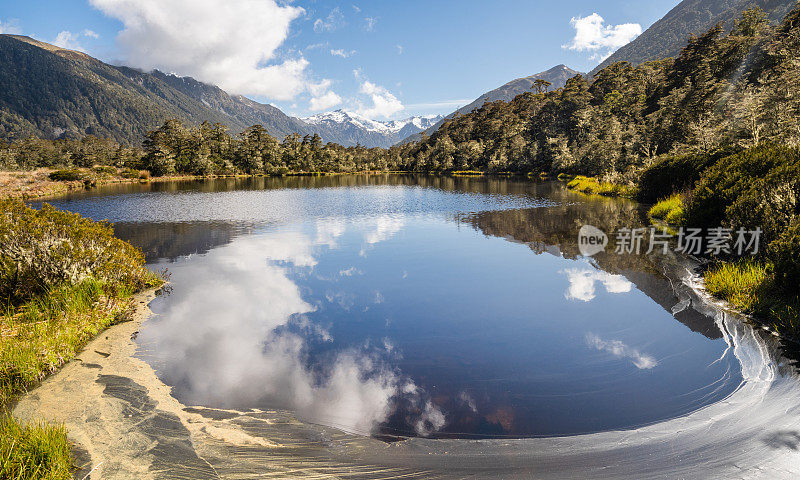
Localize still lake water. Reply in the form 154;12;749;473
38;176;743;439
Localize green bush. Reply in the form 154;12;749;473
92;165;116;175
770;217;800;290
636;146;739;203
47;169;84;182
0;199;158;305
685;143;800;245
119;168;140;179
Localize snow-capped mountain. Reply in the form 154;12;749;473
301;110;443;148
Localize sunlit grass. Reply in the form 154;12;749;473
0;279;137;405
705;260;800;337
566;175;637;197
0;415;73;480
648;193;686;225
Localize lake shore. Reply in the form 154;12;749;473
10;254;800;479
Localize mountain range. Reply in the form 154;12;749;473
2;0;790;149
398;65;583;144
0;34;439;148
590;0;796;76
303;110;442;148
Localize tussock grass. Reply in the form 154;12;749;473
705;260;800;337
0;415;73;480
566;175;636;197
648;193;686;225
0;279;136;405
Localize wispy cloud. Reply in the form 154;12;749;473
563;13;641;61
52;30;99;51
405;99;471;109
364;16;377;32
0;19;21;35
586;333;658;370
330;48;355;58
314;7;345;33
396;44;403;55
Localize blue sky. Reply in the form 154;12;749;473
1;0;681;119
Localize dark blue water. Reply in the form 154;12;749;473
36;176;741;438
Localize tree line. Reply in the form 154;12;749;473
2;7;799;181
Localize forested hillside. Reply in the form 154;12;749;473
401;65;583;143
590;0;795;76
395;6;799;176
0;35;311;145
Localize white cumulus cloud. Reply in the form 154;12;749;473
564;13;641;61
88;0;310;100
357;81;404;119
308;79;342;111
310;90;343;111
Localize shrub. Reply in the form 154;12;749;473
704;258;800;337
47;169;84;182
0;415;72;480
636;146;739;204
0;199;158;304
770;217;800;290
92;166;116;175
120;168;140;179
685;143;800;246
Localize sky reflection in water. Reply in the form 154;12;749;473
39;177;742;438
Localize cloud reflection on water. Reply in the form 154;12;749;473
562;268;633;302
141;216;443;436
586;333;659;370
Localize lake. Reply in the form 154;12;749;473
37;175;747;439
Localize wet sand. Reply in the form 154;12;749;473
13;274;800;479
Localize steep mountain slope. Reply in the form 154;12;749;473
303;110;443;148
589;0;795;76
400;65;583;144
0;34;311;144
